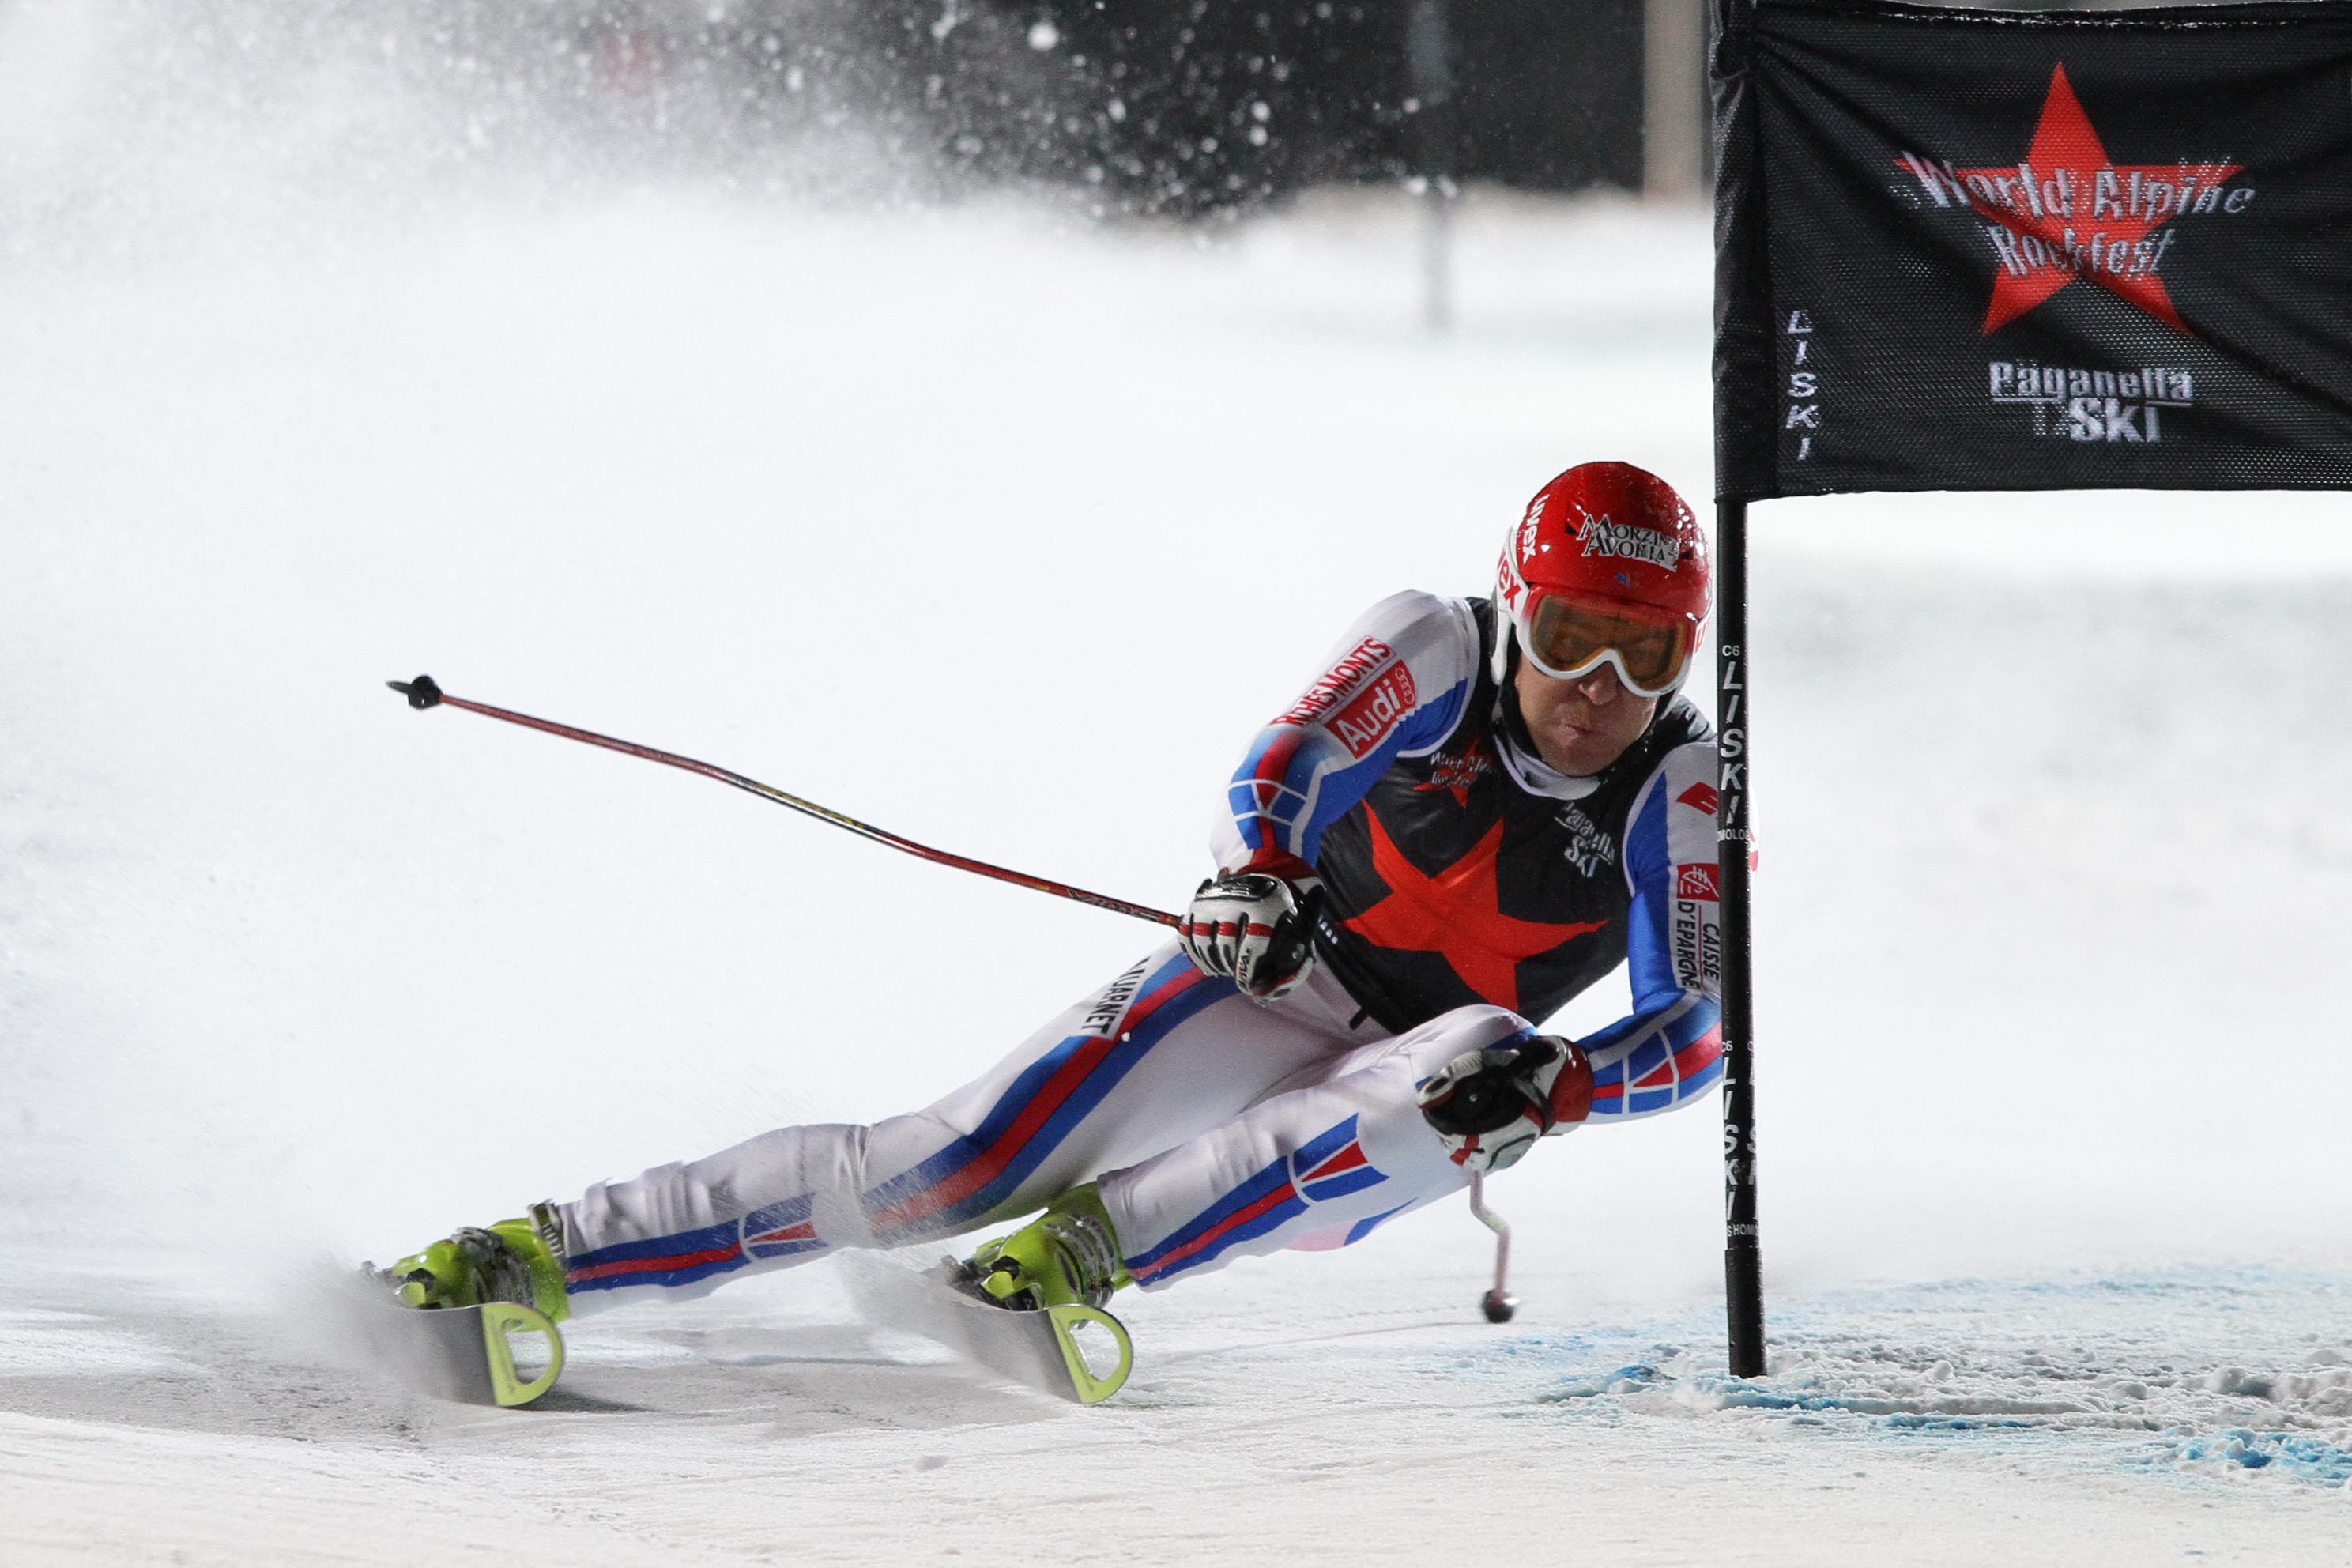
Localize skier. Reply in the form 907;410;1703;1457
386;460;1726;1348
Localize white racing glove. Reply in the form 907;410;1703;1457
1178;850;1324;1000
1416;1033;1594;1173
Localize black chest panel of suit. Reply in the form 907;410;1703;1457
1310;600;1711;1035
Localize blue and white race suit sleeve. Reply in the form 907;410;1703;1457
1211;590;1482;874
1581;741;1726;1119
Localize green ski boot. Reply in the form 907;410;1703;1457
384;1203;571;1325
374;1203;571;1408
962;1184;1131;1310
949;1185;1135;1402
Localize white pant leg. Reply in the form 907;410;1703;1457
556;942;1366;1313
1103;1004;1532;1290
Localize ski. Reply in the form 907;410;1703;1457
355;1257;1125;1408
861;1261;1133;1404
938;1294;1133;1405
363;1296;567;1408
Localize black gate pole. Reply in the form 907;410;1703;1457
1717;497;1765;1378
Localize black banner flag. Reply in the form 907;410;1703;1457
1713;0;2352;499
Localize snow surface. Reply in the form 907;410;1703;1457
5;12;2352;1562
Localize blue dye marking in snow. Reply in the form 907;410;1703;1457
1537;1363;1668;1401
1877;1414;2038;1433
1694;1380;1826;1412
1541;1367;2058;1434
2134;1429;2352;1487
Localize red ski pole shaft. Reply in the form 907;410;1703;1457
386;674;1181;929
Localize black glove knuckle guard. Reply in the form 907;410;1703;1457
1419;1037;1567;1139
1422;1078;1516;1136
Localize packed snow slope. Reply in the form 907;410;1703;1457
4;16;2351;1563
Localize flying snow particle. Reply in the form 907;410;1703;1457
1028;20;1060;50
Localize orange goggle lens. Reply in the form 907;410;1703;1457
1524;595;1693;696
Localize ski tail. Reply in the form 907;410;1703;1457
361;1285;567;1408
1042;1302;1132;1404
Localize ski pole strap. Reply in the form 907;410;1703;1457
386;675;1181;929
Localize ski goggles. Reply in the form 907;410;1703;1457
1518;593;1695;699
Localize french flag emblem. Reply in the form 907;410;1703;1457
1291;1116;1389;1204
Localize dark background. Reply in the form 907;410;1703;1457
379;1;2140;220
901;0;1649;211
419;0;1649;215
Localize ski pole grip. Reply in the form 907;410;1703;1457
388;674;445;710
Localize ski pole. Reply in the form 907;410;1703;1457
385;674;1181;929
1468;1169;1517;1323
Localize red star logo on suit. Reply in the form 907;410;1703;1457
1340;808;1605;1012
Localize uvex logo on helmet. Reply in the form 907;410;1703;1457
1491;462;1709;692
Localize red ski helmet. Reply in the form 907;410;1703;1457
1491;462;1709;698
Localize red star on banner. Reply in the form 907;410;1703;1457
1944;65;2237;335
1340;810;1604;1012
